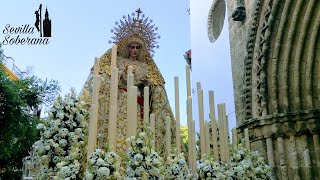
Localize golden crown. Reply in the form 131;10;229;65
109;8;160;56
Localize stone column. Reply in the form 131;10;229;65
301;135;312;180
277;137;288;180
289;136;300;180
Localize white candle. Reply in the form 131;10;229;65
131;86;138;136
186;65;191;97
225;115;230;162
108;105;117;151
196;82;201;90
197;87;206;157
88;104;98;162
127;66;133;106
187;96;193;167
126;86;137;150
87;58;100;162
108;67;119;151
127;65;133;75
218;103;229;162
217;104;224;161
128;74;134;89
143;87;149;125
205;121;210;157
93;57;100;75
174;76;181;154
232;128;237;146
111;44;117;69
150;113;155;150
127;86;137;138
166;116;171;157
110;68;119;105
209;91;219;160
191;120;197;174
126;84;133;142
126;70;134;150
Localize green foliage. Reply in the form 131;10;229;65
0;60;60;178
0;69;40;171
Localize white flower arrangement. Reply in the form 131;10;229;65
198;157;227;179
228;141;272;179
164;153;192;179
125;127;164;179
198;140;272;180
84;148;121;180
32;90;88;179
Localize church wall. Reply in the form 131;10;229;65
226;0;258;125
227;0;320;179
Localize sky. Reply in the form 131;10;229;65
0;0;235;131
190;0;235;132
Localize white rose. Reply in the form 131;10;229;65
85;172;94;180
44;145;50;151
36;123;45;129
139;132;146;138
96;158;105;166
153;159;161;166
57;111;64;120
48;112;53;118
97;167;110;177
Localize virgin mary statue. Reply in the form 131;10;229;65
79;9;176;155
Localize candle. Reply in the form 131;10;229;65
166;116;171;157
174;76;181;154
197;87;206;157
109;68;119;107
93;57;100;75
108;105;117;151
187;96;193;167
191;120;197;174
126;69;134;150
143;87;149;125
209;91;219;160
127;65;133;106
131;86;138;136
150;113;155;150
196;82;201;90
225;115;230;162
127;86;137;138
88;104;98;161
126;86;137;150
108;67;119;151
217;104;224;161
185;65;191;97
127;65;133;75
205;121;210;157
111;44;117;69
126;84;133;150
128;74;134;89
218;103;229;162
232;128;237;146
87;58;100;162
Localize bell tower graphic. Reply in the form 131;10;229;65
34;4;51;37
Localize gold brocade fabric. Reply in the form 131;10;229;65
79;49;176;156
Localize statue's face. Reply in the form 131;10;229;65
129;43;140;59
